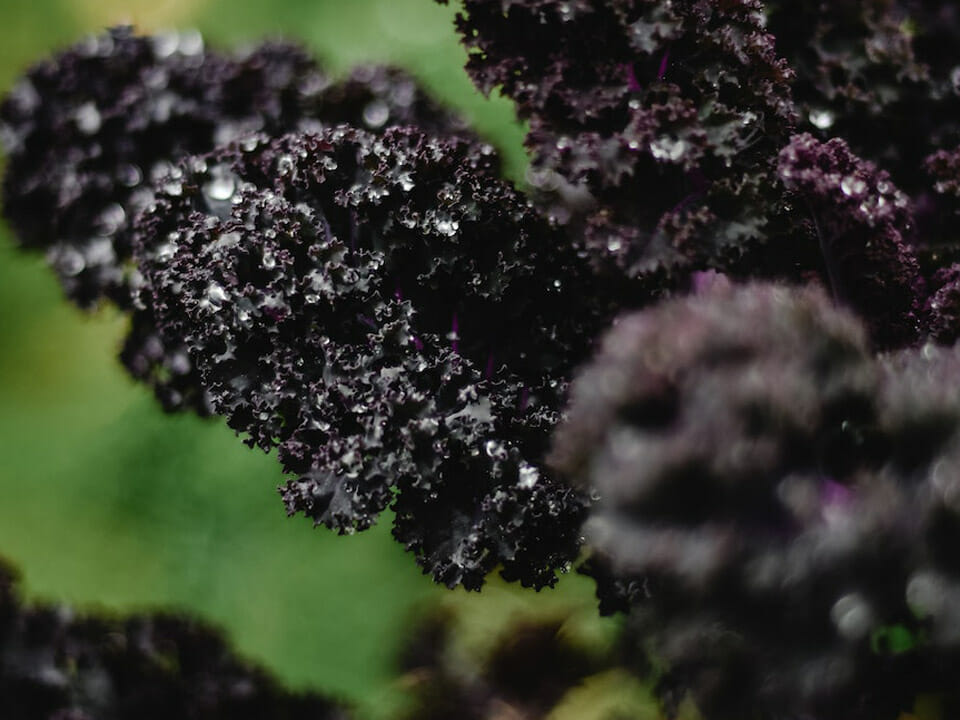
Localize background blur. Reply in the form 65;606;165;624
0;0;604;717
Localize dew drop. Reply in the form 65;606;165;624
484;439;508;461
397;171;415;192
276;154;295;178
151;161;173;182
435;215;459;236
390;82;415;107
75;102;101;134
840;175;866;197
178;29;204;56
155;241;178;261
830;593;874;640
518;462;540;489
119;164;142;187
808;108;835;130
57;247;85;277
205;282;227;308
211;231;241;250
649;136;687;161
203;171;236;201
169;353;191;375
162;180;183;196
152;31;180;58
97;203;126;234
262;251;277;270
362;99;390;128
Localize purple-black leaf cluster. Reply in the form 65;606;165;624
1;26;470;414
131;127;612;589
774;133;922;348
552;283;960;719
0;557;350;720
443;0;797;283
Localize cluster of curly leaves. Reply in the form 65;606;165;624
440;0;960;716
9;2;960;717
0;25;631;592
552;283;960;719
0;557;349;720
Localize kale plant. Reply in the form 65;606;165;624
0;556;350;720
6;2;960;717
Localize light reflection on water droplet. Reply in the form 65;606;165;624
119;164;142;187
98;204;126;234
203;172;236;201
362;100;390;128
153;31;180;58
808;108;835;130
276;155;295;177
840;175;866;197
205;282;227;308
58;247;85;277
518;463;540;488
397;172;414;192
435;216;459;236
75;102;101;134
649;136;687;161
484;439;508;461
178;29;204;56
156;241;178;261
163;180;183;196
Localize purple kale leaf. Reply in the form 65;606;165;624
552;281;960;719
131;127;614;589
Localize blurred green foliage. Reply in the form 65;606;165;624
0;1;603;718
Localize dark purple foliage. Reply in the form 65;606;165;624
0;27;472;415
130;127;612;589
551;282;960;719
0;557;350;720
775;133;922;347
441;0;797;284
766;0;960;271
925;263;960;345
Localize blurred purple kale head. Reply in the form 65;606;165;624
0;557;350;720
7;2;960;717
